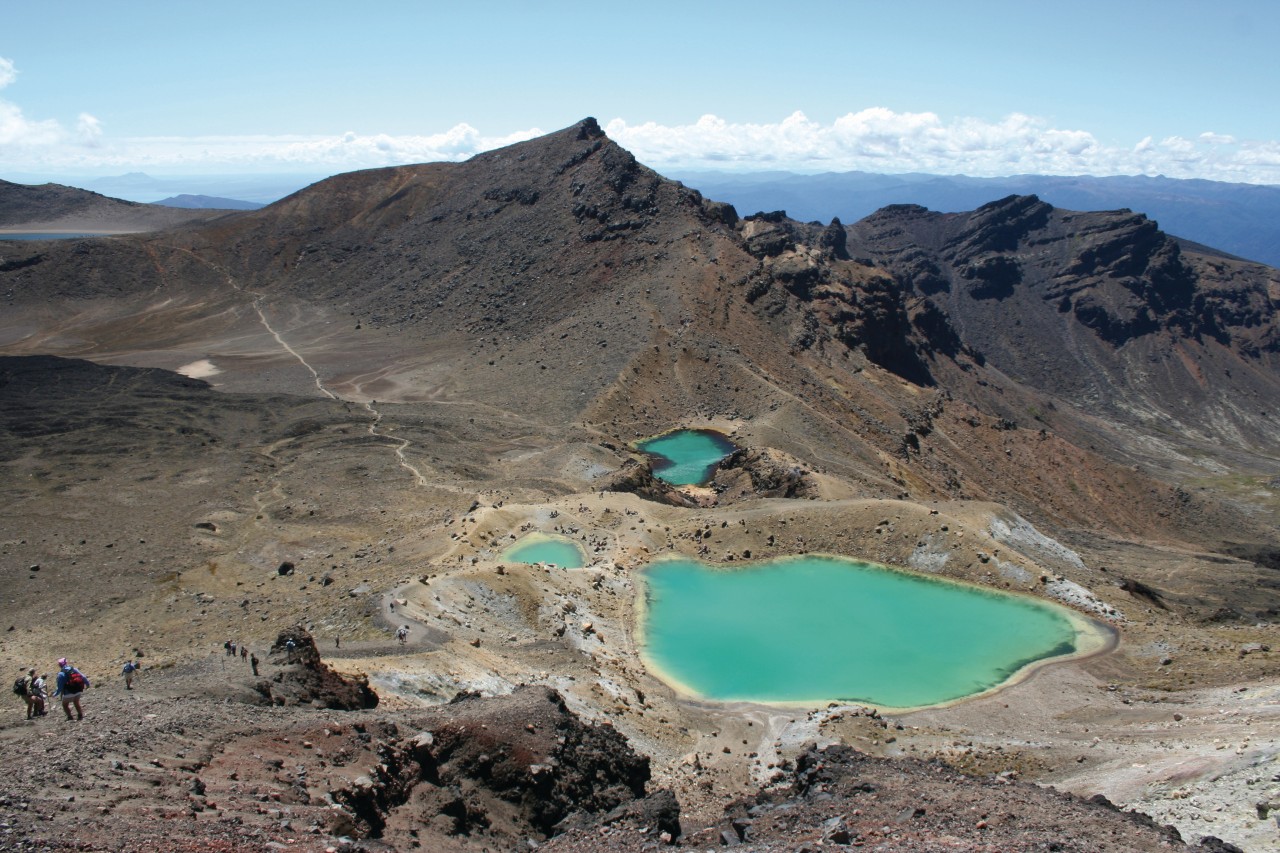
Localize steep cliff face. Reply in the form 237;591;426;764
839;195;1280;455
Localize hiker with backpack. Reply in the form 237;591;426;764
14;667;35;719
121;660;139;690
30;673;47;717
54;658;89;721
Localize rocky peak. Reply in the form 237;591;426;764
945;194;1052;261
819;216;850;260
575;116;605;139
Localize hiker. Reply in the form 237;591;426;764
223;640;232;656
396;625;409;645
250;654;259;676
30;673;47;717
14;667;35;719
240;645;248;661
54;658;89;721
335;635;340;649
121;660;139;690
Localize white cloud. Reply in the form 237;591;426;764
607;112;1280;184
0;56;64;147
1199;131;1236;145
2;69;1278;186
0;98;63;147
77;113;103;147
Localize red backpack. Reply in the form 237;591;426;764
65;670;87;693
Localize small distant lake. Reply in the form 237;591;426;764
503;534;586;568
0;232;117;241
636;429;736;486
638;555;1105;708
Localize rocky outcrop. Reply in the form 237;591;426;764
255;625;378;710
543;743;1201;852
327;686;664;848
710;446;816;500
599;459;700;507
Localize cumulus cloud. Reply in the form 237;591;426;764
0;98;62;147
77;113;103;147
3;74;1279;186
0;56;65;147
606;112;1280;184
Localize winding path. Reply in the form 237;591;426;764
166;245;431;488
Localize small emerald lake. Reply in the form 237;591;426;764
503;534;586;568
636;429;736;486
639;555;1105;708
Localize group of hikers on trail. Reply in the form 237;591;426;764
13;658;126;722
224;640;260;675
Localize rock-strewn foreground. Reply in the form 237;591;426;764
1;120;1278;850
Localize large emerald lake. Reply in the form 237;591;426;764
639;555;1100;708
637;429;736;486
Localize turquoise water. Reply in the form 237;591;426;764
637;429;737;486
640;555;1086;708
504;536;586;568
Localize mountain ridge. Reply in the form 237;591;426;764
0;177;242;233
2;119;1277;527
672;168;1280;267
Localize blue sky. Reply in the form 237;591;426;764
3;1;1278;186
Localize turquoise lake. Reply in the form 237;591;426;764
503;535;586;568
637;429;737;486
639;555;1095;708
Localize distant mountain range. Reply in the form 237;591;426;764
671;170;1280;268
0;179;240;233
4;170;328;206
154;193;264;210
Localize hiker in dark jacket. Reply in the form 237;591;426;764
54;658;89;721
15;667;35;719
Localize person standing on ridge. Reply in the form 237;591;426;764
54;658;89;721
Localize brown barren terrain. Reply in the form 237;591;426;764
0;120;1277;851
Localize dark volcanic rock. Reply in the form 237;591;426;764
256;625;378;709
544;743;1197;852
362;686;659;849
844;194;1280;451
600;458;700;507
711;446;816;500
